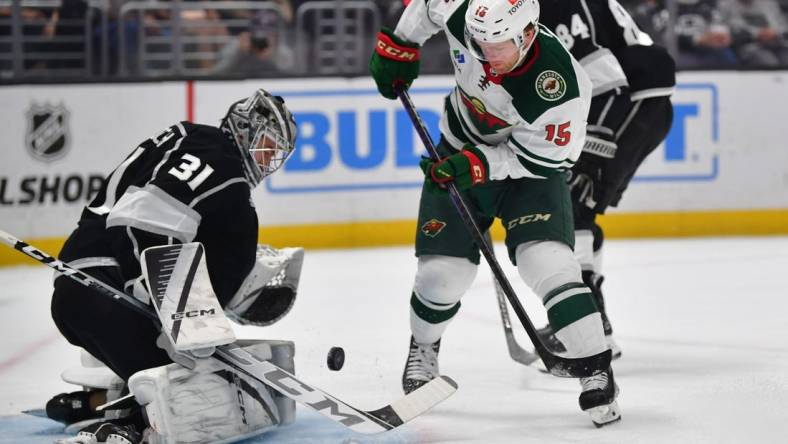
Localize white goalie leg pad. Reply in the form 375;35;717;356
411;255;477;344
141;243;236;352
225;245;304;326
129;341;295;444
515;241;606;358
61;349;123;391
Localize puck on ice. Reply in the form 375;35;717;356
327;346;345;371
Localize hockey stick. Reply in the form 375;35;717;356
0;229;457;434
483;231;541;367
395;86;610;378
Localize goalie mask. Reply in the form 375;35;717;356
222;89;297;186
464;0;540;74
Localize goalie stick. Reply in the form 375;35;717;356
396;86;611;378
483;231;541;367
0;228;457;434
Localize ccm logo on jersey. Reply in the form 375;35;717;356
507;213;551;229
171;308;216;320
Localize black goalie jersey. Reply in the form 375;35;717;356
59;122;258;305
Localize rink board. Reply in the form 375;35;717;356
1;72;787;264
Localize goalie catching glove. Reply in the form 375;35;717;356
369;28;420;99
225;245;304;326
419;145;489;193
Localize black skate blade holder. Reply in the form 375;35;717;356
395;85;611;378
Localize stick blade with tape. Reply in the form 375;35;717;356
141;243;236;352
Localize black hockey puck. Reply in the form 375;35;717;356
326;346;345;371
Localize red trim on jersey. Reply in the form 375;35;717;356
482;40;541;85
509;40;540;76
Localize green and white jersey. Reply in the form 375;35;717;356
395;0;592;180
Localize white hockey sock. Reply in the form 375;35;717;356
410;306;452;345
554;313;607;358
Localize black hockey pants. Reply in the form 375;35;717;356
51;266;172;381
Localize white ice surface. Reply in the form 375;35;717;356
1;237;788;443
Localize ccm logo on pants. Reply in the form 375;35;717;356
507;213;552;229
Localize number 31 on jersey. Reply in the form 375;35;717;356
169;154;215;190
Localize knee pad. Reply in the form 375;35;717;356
130;340;294;444
515;241;582;299
414;255;477;305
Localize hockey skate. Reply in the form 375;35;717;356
56;421;142;444
45;390;105;425
579;367;621;427
402;336;441;394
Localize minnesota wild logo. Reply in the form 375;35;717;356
535;70;566;101
459;90;510;135
421;218;447;238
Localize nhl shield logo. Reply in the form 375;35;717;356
25;103;70;162
421;218;447;238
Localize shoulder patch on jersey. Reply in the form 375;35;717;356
501;29;582;123
535;70;567;101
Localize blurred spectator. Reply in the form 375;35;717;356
0;6;10;76
212;16;292;76
48;0;89;71
630;0;738;68
180;8;229;70
720;0;788;66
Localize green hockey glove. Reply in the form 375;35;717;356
369;28;420;100
419;146;489;193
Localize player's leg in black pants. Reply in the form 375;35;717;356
607;96;674;207
585;96;674;348
51;266;172;382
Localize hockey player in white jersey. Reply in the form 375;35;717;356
46;88;303;443
370;0;620;427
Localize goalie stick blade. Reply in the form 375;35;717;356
213;345;457;434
